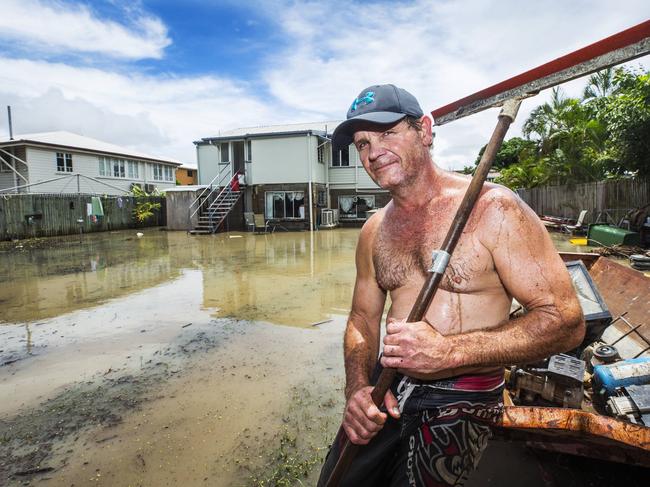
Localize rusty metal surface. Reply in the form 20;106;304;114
495;406;650;467
589;256;650;352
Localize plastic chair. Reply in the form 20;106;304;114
562;210;588;234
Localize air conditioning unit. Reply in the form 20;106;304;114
321;209;338;228
144;184;156;193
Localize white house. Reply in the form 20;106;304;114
194;122;389;230
0;131;181;196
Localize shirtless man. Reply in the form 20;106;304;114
318;85;585;486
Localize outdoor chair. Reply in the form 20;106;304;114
561;210;588;234
244;212;255;232
253;213;271;234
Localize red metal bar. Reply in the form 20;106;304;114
432;20;650;123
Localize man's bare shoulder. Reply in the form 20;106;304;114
473;183;544;245
478;182;538;218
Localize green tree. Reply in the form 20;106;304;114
131;185;162;223
478;67;648;190
597;68;650;176
474;137;537;170
583;68;615;100
521;86;609;185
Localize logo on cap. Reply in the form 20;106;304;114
350;91;375;112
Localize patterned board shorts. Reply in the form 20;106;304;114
318;372;504;487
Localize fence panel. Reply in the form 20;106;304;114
0;194;166;240
516;178;650;223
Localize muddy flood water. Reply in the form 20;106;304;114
0;228;631;486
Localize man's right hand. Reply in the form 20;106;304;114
343;386;400;445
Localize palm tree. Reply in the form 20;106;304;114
583;68;615;100
523;87;577;155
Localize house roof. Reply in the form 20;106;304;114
0;131;181;165
196;121;342;144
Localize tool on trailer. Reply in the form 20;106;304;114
324;19;650;487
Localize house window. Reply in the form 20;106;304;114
128;160;139;179
98;157;109;176
164;165;174;181
153;163;163;181
338;195;375;219
187;170;194;177
220;142;229;162
317;190;327;207
113;159;126;178
317;144;325;164
246;140;252;161
265;191;305;219
332;146;349;167
56;152;73;172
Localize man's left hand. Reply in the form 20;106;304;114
380;319;456;375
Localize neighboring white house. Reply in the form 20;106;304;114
194;122;388;229
0;131;181;196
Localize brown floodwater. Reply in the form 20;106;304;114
0;228;605;486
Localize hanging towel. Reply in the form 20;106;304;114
91;196;104;216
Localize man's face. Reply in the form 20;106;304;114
352;117;431;190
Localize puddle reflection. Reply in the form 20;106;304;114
0;229;360;326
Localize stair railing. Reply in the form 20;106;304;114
204;172;241;232
189;165;232;222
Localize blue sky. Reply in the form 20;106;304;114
0;0;648;167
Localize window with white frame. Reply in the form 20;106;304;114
338;195;375;219
112;159;126;178
164;165;173;181
265;191;305;219
332;146;349;167
56;152;73;172
98;157;109;176
220;142;229;162
128;160;139;179
317;144;325;164
153;163;163;181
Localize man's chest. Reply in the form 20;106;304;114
372;216;495;294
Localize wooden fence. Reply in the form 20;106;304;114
516;178;650;224
0;193;166;240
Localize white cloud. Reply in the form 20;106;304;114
0;0;170;59
259;0;650;169
0;0;648;167
0;57;282;163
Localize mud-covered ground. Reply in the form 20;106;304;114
1;317;346;486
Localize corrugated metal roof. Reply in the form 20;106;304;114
0;131;181;165
200;120;342;142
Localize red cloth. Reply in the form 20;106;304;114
230;175;240;191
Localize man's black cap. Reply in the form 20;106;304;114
331;84;424;149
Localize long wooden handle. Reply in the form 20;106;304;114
324;99;521;487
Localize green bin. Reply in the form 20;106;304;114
588;224;640;247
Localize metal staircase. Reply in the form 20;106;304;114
189;171;242;235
